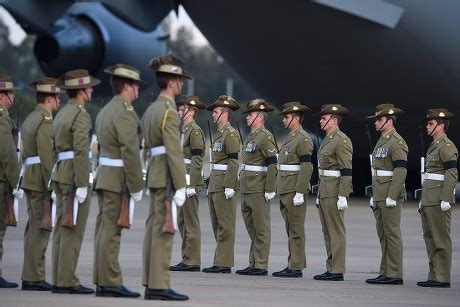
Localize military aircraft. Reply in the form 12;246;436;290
1;0;459;196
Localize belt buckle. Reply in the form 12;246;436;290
372;169;376;177
319;169;324;176
423;173;428;180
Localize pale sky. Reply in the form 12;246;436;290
0;4;208;46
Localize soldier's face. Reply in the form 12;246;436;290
319;115;333;130
374;117;387;131
246;112;258;127
0;91;14;109
212;107;224;124
282;114;293;129
426;119;442;136
50;95;60;111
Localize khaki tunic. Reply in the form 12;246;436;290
208;122;240;267
277;127;313;270
141;94;186;289
93;95;143;287
52;99;92;287
371;128;408;278
240;126;277;269
420;134;458;283
0;107;19;278
317;128;352;274
178;120;205;265
20;105;55;281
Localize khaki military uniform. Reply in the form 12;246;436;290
420;134;458;283
240;127;277;269
0;107;19;279
208;122;240;267
318;128;352;274
277;126;313;270
52;99;92;287
93;95;143;287
20;105;55;281
371;128;408;278
178;120;205;266
141;94;186;289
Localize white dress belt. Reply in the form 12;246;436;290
424;172;445;181
57;151;74;162
24;156;41;166
210;163;227;171
99;157;124;167
372;169;394;177
279;164;300;171
184;158;192;164
319;168;341;177
241;164;268;172
149;145;166;156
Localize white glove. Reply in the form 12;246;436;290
75;187;88;203
145;188;150;196
12;188;24;199
337;196;348;210
173;187;186;207
385;197;397;207
51;191;57;201
186;187;197;197
224;188;235;199
315;197;319;206
440;201;451;212
130;190;143;202
369;197;374;209
293;193;304;206
264;191;276;201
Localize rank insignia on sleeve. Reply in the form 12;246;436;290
230;133;235;137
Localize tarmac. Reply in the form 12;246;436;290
1;195;459;306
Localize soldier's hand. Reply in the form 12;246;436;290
12;188;24;199
418;201;422;214
293;193;304;206
315;196;319;208
337;196;348;210
186;187;197;197
224;188;235;199
51;191;57;202
131;190;143;202
264;191;276;201
369;197;374;209
385;197;397;207
440;201;451;212
173;187;186;206
76;187;88;203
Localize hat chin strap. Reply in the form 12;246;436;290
214;109;224;125
181;106;191;121
377;117;390;132
320;115;332;131
428;122;439;137
285;116;294;130
249;111;261;129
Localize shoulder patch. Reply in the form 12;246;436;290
267;135;272;140
342;139;348;144
398;140;404;145
194;131;200;136
446;143;452;148
229;132;236;137
304;138;309;143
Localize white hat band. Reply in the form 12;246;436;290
157;64;183;75
37;84;61;93
65;76;91;86
113;67;140;80
0;81;13;90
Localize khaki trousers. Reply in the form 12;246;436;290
0;181;7;277
178;194;201;265
318;196;346;273
93;190;124;286
52;183;91;287
22;189;51;281
241;192;271;269
280;192;307;270
208;191;237;267
143;188;173;289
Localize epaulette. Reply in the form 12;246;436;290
43;112;53;121
442;137;454;149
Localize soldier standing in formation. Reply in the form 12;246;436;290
366;104;407;285
21;78;62;290
273;101;313;278
0;75;20;288
203;95;240;274
314;104;352;282
417;109;458;288
93;64;144;298
236;99;277;277
51;69;100;294
141;54;189;301
170;95;206;272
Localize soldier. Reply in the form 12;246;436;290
202;95;240;274
93;64;144;298
313;104;352;282
21;78;62;290
0;74;20;288
365;104;407;285
236;99;277;277
417;109;458;288
273;101;313;278
170;95;205;272
51;69;100;294
141;54;189;301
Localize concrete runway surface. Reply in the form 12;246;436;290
1;195;459;306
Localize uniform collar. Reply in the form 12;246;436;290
114;94;130;104
289;126;301;136
326;127;339;138
433;133;447;144
184;120;195;129
250;125;264;136
218;122;230;133
381;127;395;139
36;104;53;118
69;98;85;109
159;93;175;103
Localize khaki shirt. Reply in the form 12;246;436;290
371;128;408;201
183;120;205;188
240;126;277;193
53;99;92;187
421;134;458;205
208;122;240;193
21;105;55;192
95;95;143;193
318;128;353;198
141;94;186;190
0;107;19;187
277;126;314;195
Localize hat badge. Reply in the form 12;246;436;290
223;100;229;105
190;100;196;105
388;109;394;114
332;106;338;111
260;105;265;110
439;112;445;117
293;106;299;111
